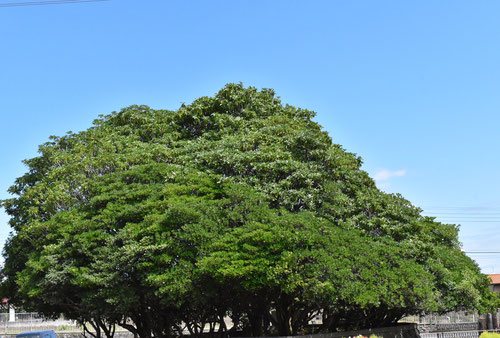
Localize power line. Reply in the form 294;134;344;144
0;0;109;7
465;252;500;254
424;220;500;223
431;215;500;221
422;211;500;223
422;206;500;209
425;213;500;215
431;221;499;223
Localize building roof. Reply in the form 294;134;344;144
489;274;500;285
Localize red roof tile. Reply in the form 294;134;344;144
489;274;500;285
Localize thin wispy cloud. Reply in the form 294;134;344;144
372;169;407;191
373;169;407;182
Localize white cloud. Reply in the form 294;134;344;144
373;169;407;182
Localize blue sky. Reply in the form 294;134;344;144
1;0;499;271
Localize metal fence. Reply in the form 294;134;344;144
420;331;480;338
420;330;500;338
0;312;496;337
401;312;479;325
0;312;79;334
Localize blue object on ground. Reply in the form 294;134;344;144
16;330;56;338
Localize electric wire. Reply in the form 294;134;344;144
418;207;500;255
0;0;109;7
465;252;500;254
422;208;500;223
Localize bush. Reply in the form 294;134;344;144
480;332;500;338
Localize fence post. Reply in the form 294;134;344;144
488;313;494;330
9;306;15;323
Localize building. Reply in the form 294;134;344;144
488;274;500;293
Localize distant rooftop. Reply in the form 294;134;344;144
488;274;500;284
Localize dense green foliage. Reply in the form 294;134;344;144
1;84;493;337
480;333;500;338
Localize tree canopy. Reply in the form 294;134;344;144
1;84;494;337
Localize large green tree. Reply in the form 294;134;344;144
1;84;493;337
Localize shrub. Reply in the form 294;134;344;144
479;332;500;338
